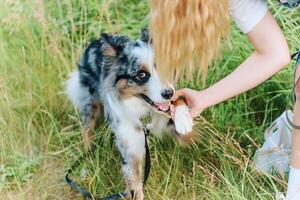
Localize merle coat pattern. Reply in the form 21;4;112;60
66;29;194;200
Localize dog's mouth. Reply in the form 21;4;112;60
139;94;172;114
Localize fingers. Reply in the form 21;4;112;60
170;104;175;119
172;88;186;101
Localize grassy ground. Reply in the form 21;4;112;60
0;0;299;199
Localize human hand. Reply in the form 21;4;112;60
172;88;206;118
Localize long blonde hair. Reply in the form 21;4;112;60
149;0;230;81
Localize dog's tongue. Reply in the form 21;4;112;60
155;102;170;112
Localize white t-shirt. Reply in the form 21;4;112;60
229;0;268;33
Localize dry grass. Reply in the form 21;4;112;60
0;0;299;199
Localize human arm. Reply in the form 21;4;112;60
175;11;291;118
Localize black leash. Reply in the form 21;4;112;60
286;50;300;130
65;127;151;199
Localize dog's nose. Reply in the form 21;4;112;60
161;88;174;100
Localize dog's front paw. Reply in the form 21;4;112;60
174;105;193;134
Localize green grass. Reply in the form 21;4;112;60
0;0;299;199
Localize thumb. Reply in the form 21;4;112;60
172;88;186;101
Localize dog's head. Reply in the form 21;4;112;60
101;29;174;113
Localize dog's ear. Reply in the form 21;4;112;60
140;28;151;44
101;33;128;57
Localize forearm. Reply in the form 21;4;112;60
198;12;290;110
175;12;291;118
199;51;288;109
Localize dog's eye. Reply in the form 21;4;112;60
132;70;150;84
138;71;147;79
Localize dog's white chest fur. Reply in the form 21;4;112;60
122;97;149;119
65;29;195;200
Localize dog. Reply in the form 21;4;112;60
65;29;194;200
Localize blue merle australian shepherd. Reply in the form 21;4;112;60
65;29;194;200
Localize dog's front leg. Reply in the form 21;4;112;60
173;99;193;135
115;124;145;200
147;111;172;138
81;102;102;150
